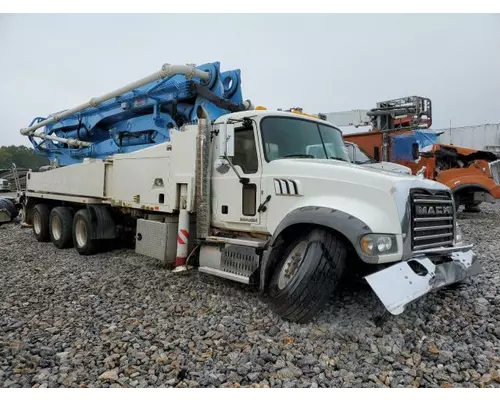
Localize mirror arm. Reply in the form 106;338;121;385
223;155;250;185
219;121;249;185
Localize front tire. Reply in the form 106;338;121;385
453;194;461;212
73;209;99;255
267;228;347;323
50;207;74;249
464;201;481;213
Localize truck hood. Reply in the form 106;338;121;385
269;158;444;192
263;158;451;246
361;161;412;175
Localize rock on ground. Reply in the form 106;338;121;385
1;204;500;387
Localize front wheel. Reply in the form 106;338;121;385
453;194;461;212
266;228;347;323
464;201;481;213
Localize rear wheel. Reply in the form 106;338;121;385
73;209;99;255
0;198;18;219
33;204;50;242
50;207;74;249
266;228;347;323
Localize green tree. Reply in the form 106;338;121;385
0;145;48;170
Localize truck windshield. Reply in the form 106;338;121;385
260;117;349;162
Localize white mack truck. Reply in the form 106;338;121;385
18;64;482;322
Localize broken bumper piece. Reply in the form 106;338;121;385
365;248;483;315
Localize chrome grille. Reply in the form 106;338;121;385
411;189;455;251
489;160;500;185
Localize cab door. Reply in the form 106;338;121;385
211;124;263;232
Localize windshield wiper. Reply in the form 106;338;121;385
283;154;315;159
359;159;376;164
329;156;348;162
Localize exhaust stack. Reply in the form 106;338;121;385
195;106;212;240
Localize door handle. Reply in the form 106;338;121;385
257;195;272;213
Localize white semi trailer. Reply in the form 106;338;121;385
18;68;482;323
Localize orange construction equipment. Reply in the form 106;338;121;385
331;97;500;212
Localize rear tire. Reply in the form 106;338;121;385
33;204;50;242
50;207;74;249
0;198;18;219
73;209;99;255
266;228;347;323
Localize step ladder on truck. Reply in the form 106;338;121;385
18;63;482;322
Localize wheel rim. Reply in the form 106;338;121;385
278;241;308;290
75;219;87;248
52;216;62;241
33;213;41;235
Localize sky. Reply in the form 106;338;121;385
0;13;499;146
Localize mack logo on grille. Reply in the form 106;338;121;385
416;205;452;215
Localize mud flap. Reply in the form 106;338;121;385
365;250;483;315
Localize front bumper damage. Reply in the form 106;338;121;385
365;246;483;315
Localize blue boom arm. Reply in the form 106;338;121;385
24;62;249;166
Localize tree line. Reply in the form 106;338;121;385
0;145;48;170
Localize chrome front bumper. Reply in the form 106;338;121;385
365;247;482;315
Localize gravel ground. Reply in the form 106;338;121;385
1;204;500;388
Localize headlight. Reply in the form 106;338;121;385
360;234;398;255
454;222;463;245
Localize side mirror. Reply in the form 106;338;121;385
218;122;235;158
344;143;355;163
373;147;381;162
411;142;419;160
350;145;357;163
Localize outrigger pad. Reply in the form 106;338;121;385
365;250;482;315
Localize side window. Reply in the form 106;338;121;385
231;128;258;174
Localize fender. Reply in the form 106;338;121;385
450;183;495;204
438;170;499;194
450;183;491;194
259;206;374;291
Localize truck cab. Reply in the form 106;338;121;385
199;111;480;320
0;178;11;192
211;111;350;234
